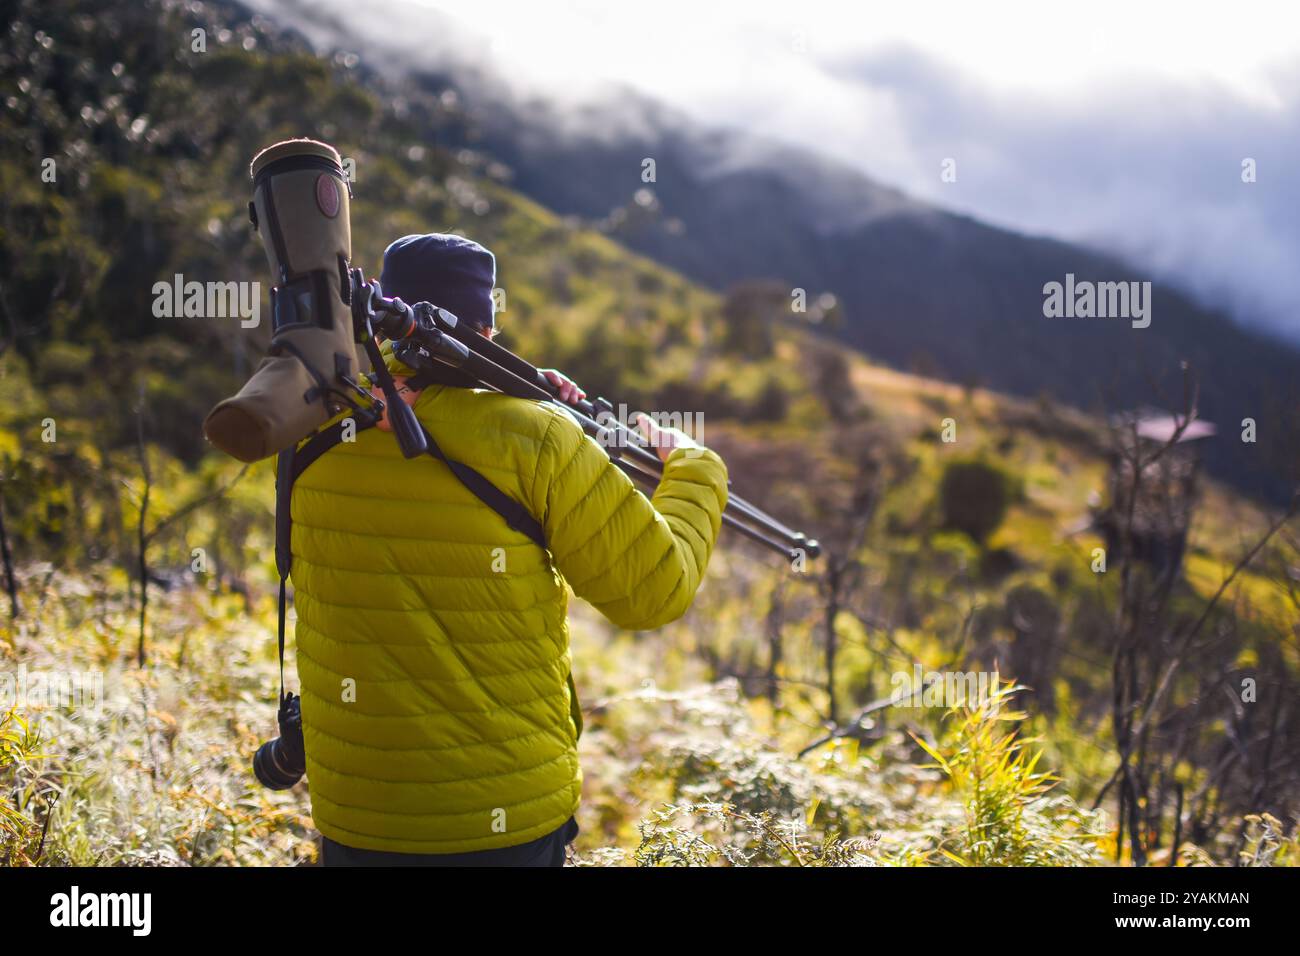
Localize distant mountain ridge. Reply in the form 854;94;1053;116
451;79;1299;501
234;0;1300;503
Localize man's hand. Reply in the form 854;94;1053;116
540;369;586;405
635;413;699;463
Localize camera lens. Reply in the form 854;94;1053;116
253;693;306;790
253;737;304;790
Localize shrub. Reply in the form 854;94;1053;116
1237;813;1300;867
635;802;878;867
915;685;1106;866
938;457;1015;545
0;709;56;866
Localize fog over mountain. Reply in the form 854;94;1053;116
245;0;1300;343
237;0;1299;501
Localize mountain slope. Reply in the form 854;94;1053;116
234;0;1299;502
460;87;1299;502
2;0;1297;868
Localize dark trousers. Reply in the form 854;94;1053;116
321;817;578;867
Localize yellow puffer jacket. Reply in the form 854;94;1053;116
288;375;727;854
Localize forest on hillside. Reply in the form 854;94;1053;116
1;0;1298;870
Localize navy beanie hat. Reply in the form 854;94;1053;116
380;233;496;331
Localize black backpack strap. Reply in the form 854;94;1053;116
274;448;293;705
272;405;557;735
418;424;548;550
278;408;545;559
290;407;381;483
274;409;381;703
271;406;548;704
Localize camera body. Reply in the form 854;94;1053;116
253;692;306;790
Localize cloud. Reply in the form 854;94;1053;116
812;47;1300;336
244;0;1300;339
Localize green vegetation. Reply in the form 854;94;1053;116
938;457;1018;545
914;685;1105;867
1;0;1297;867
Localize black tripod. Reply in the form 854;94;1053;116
347;270;819;562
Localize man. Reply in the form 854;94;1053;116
290;233;728;865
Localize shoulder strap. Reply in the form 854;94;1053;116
274;448;294;705
272;406;548;700
417;424;547;550
285;410;546;548
289;408;380;483
275;410;381;704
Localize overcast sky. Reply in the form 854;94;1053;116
252;0;1300;340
